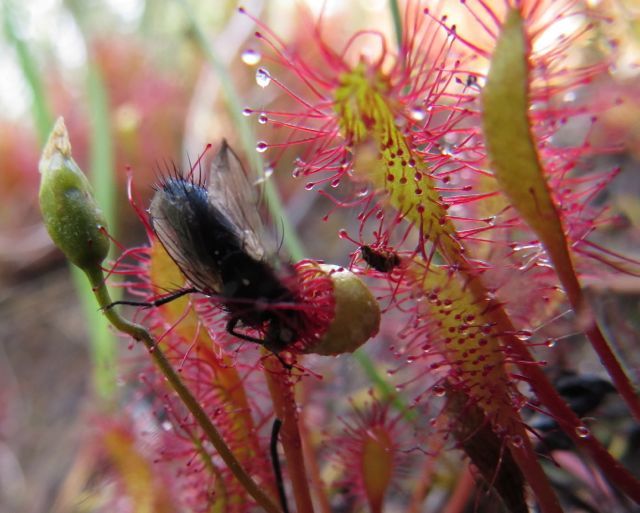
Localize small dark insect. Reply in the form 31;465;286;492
113;141;303;354
360;245;401;273
466;74;479;87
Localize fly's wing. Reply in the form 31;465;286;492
207;140;271;261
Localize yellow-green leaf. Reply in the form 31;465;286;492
482;8;582;307
104;427;176;513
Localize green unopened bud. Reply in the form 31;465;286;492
39;117;109;272
306;264;380;356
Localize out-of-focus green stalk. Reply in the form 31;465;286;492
2;2;53;144
354;349;417;422
6;1;118;400
83;62;118;400
87;64;115;235
177;0;305;262
389;0;403;54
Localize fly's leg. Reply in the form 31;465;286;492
226;316;292;370
104;287;199;310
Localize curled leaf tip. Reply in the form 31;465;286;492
39;116;72;164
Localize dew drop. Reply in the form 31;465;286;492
514;330;532;341
241;48;262;65
510;435;524;448
575;425;590;438
256;141;268;153
409;106;426;121
263;165;274;179
255;67;272;88
432;384;446;397
258;113;268;124
545;338;556;348
356;186;370;197
242;108;253;116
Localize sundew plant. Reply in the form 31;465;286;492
38;1;640;512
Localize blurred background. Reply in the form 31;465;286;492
1;1;640;512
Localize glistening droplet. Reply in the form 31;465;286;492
255;68;272;88
241;48;262;65
575;425;590;438
432;384;446;397
409;106;426;121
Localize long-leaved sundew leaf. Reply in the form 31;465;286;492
398;259;563;513
482;6;640;423
335;63;465;265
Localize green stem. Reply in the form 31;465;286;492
85;61;119;400
388;0;403;53
2;1;53;144
354;349;417;422
86;267;283;513
177;0;305;262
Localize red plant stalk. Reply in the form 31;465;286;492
509;332;640;503
299;383;332;513
407;427;447;513
264;357;315;513
440;464;476;513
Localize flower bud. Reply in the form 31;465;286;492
305;264;380;356
39;117;110;272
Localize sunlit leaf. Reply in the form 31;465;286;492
482;7;582;306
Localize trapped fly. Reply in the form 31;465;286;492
136;140;304;354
